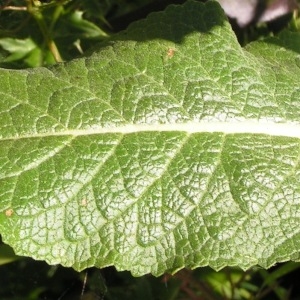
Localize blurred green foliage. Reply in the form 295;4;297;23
0;0;153;67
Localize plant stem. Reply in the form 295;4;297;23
26;0;63;63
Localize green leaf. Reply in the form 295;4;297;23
0;38;37;62
0;37;57;68
63;10;108;38
1;0;300;276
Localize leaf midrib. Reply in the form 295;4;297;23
1;121;300;141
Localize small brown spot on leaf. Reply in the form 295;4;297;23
5;209;13;217
167;48;175;58
81;199;87;206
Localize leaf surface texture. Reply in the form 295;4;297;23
1;1;300;276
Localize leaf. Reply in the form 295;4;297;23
56;10;108;40
1;0;300;276
0;38;37;62
0;37;57;68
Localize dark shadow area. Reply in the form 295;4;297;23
108;0;188;32
0;256;108;300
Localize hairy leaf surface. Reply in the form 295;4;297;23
1;1;300;276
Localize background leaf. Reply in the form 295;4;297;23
1;0;300;276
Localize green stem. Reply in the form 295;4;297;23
27;0;63;63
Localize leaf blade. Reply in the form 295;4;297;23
1;1;300;276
